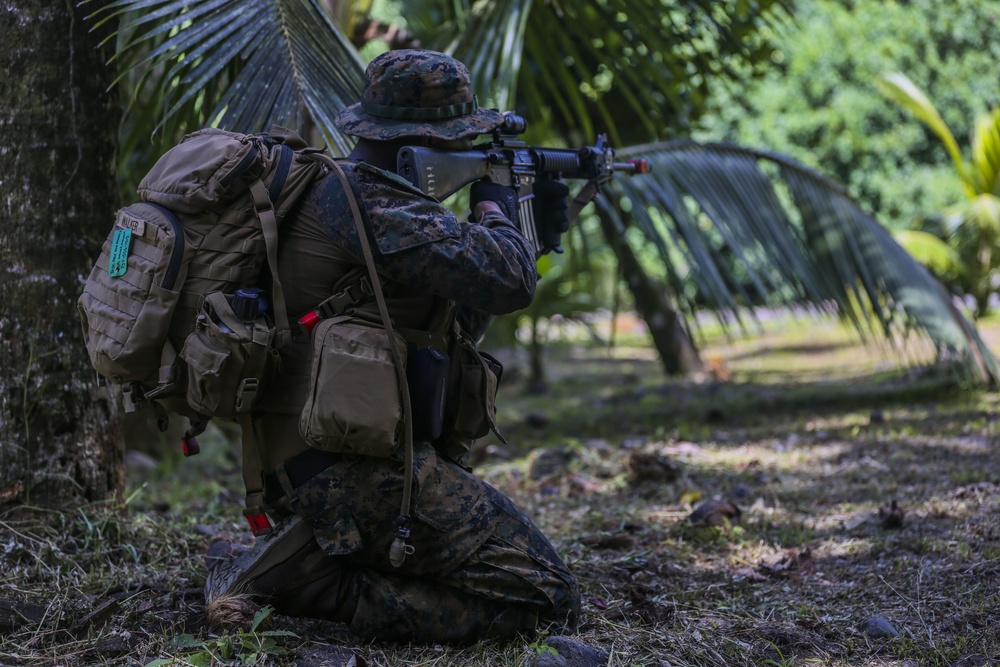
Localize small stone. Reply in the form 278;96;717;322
528;636;609;667
858;616;898;638
626;451;680;485
687;499;741;527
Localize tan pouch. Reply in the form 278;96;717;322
179;291;279;419
299;315;407;457
437;334;501;458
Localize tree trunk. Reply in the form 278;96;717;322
527;314;548;394
597;210;703;376
0;1;123;509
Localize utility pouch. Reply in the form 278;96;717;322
178;290;280;419
299;315;407;457
406;345;450;442
437;334;502;458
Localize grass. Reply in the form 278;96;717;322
2;313;999;666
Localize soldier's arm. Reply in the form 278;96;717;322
353;169;538;314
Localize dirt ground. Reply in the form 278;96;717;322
1;314;998;666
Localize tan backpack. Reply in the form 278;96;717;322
78;126;326;449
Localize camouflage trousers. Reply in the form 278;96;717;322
249;423;580;644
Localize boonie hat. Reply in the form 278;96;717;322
335;49;504;141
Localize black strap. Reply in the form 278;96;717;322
263;447;340;501
267;144;294;203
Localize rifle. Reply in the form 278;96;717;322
397;113;650;255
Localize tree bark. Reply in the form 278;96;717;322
0;1;123;508
597;210;703;376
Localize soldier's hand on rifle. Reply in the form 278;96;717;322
470;180;519;228
532;178;571;254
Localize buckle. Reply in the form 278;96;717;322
235;378;259;412
313;276;375;320
244;512;272;536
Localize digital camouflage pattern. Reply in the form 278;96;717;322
218;156;579;642
310;161;537;314
268;440;580;642
335;50;504;141
212;53;578;640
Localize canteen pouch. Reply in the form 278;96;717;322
436;334;502;457
178;291;280;419
299;315;407;457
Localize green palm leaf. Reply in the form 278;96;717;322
89;0;364;154
971;108;1000;197
405;0;791;145
877;72;974;197
608;141;999;383
892;229;962;279
96;1;997;383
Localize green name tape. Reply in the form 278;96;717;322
108;228;132;277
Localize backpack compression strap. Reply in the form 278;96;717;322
237;150;295;534
248;178;291;348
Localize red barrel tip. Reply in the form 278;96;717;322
630;159;651;174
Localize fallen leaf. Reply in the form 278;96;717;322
627;452;681;484
759;548;813;576
732;567;768;582
679;490;702;506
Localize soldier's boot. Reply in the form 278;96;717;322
204;515;358;622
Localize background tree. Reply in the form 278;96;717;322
702;0;1000;230
878;72;1000;320
0;1;123;508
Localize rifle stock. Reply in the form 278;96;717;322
396;148;493;201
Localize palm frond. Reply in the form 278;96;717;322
877;72;974;197
971;107;1000;197
605;141;1000;383
892;229;962;279
89;0;364;154
405;0;791;145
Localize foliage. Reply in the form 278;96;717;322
605;140;1000;384
90;0;1000;383
700;0;1000;229
878;73;1000;319
404;0;792;146
86;0;364;196
145;607;296;666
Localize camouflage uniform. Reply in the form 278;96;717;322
212;50;581;644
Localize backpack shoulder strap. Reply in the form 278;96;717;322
320;155;416;568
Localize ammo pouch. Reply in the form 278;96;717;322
299;315;408;457
436;332;503;458
178;291;280;419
